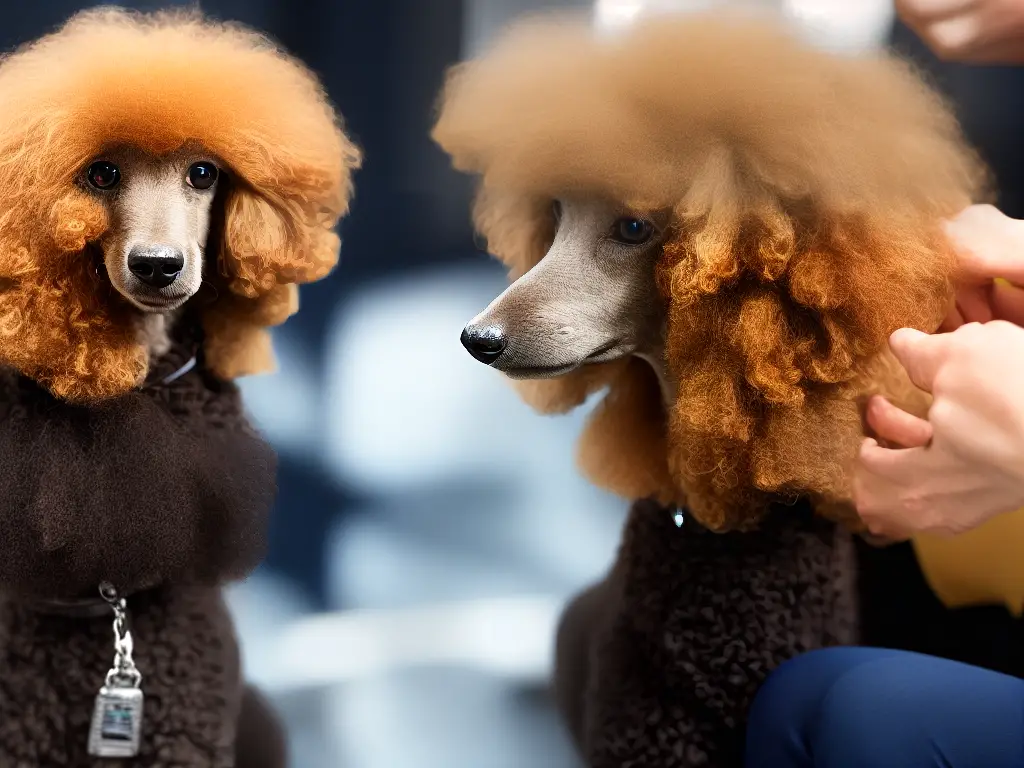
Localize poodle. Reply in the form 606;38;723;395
0;8;358;767
434;10;988;766
0;5;359;404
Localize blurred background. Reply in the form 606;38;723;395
2;1;1020;766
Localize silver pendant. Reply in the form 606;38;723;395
87;583;145;759
88;682;144;758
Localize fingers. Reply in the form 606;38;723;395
946;205;1024;285
939;303;965;332
955;284;994;324
923;15;984;59
888;328;949;393
853;443;917;540
857;436;920;480
896;0;975;23
866;395;933;448
991;280;1024;326
854;438;929;540
894;0;977;62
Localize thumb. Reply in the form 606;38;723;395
888;328;949;393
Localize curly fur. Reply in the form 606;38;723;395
554;499;857;767
0;7;360;401
433;11;987;532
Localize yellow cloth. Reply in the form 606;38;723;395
912;507;1024;616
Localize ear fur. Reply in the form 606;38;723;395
201;284;299;380
202;180;344;381
653;150;957;530
0;190;146;402
220;186;341;299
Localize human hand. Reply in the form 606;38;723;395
942;204;1024;330
896;0;1024;63
855;321;1024;538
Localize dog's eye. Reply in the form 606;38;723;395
86;161;120;190
611;217;653;245
186;162;219;190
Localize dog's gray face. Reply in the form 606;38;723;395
461;197;667;379
85;145;221;313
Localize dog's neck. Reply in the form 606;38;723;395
634;322;676;410
634;349;675;411
135;309;183;362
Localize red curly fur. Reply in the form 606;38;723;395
0;6;360;401
434;11;988;531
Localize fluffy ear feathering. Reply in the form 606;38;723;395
433;11;989;531
0;6;361;401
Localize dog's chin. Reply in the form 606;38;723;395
497;340;632;379
122;292;191;314
104;266;195;313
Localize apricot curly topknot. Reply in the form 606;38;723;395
434;11;988;531
0;6;360;401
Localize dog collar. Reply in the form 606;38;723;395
161;355;197;384
140;353;198;392
27;582;155;619
29;595;115;619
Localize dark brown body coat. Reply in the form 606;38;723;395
0;322;285;767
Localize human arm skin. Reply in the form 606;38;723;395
896;0;1024;63
856;322;1024;538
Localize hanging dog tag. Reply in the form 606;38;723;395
87;583;144;759
88;678;144;758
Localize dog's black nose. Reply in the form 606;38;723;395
127;245;185;289
461;324;507;364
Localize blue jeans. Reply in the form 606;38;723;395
745;647;1024;768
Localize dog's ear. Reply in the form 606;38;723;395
652;150;957;530
201;284;298;380
201;148;353;382
219;182;341;299
659;149;955;407
201;177;336;381
0;189;145;402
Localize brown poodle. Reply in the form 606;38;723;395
0;8;357;767
437;10;984;531
0;5;359;403
435;10;988;766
